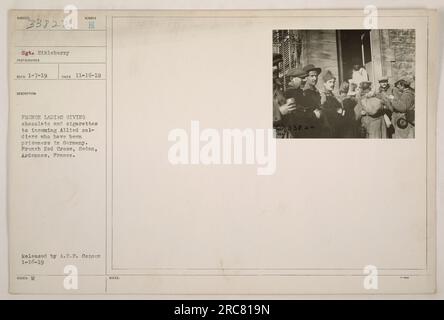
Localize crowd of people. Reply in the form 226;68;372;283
273;63;415;139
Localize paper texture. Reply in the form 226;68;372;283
8;9;437;294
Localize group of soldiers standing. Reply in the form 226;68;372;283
273;63;415;139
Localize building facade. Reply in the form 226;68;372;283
273;29;415;92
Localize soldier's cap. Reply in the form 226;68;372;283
322;70;336;83
395;77;411;87
302;64;322;75
287;68;307;78
378;76;389;83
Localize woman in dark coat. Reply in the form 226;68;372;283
338;81;360;138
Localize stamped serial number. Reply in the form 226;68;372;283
174;304;270;317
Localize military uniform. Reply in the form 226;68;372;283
391;86;415;138
278;64;330;138
302;84;331;138
277;67;311;138
273;67;308;138
321;91;344;138
376;84;394;109
281;85;318;138
273;87;288;138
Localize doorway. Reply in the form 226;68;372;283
336;30;372;84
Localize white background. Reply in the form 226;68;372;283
0;0;443;299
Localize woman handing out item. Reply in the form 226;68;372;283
356;81;387;138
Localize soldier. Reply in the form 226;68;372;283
302;64;322;109
376;77;394;99
272;53;294;138
320;70;344;138
273;78;296;138
389;78;415;138
283;67;307;102
375;76;395;138
279;67;318;138
280;68;308;137
276;65;323;138
301;64;331;138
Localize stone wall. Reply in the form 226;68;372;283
380;29;416;84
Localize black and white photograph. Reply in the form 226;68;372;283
273;29;416;139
